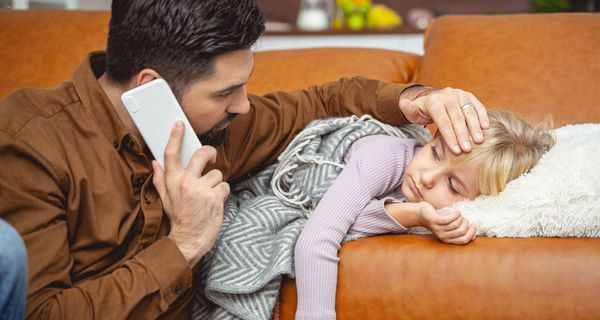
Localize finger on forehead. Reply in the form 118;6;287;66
435;109;461;154
447;101;472;152
459;97;484;143
469;94;490;129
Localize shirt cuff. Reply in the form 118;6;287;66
133;236;192;310
380;197;409;232
377;82;424;126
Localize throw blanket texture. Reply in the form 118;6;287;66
192;115;430;320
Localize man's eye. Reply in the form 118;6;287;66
447;177;459;195
216;91;232;98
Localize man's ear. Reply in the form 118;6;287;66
135;69;161;86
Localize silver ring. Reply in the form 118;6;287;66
461;102;474;111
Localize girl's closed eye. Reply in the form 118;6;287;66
447;177;460;195
430;145;439;160
431;144;460;195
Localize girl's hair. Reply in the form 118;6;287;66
458;109;555;195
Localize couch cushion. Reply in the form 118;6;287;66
415;13;600;127
0;10;110;100
249;48;420;95
279;235;600;320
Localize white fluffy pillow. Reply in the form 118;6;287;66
414;124;600;238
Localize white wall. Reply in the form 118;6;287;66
254;34;424;55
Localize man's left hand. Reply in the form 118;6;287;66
400;87;489;154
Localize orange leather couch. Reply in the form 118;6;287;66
2;10;599;320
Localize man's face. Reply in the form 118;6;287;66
401;135;481;209
180;49;254;146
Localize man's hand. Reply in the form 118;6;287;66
400;87;489;154
417;202;476;245
152;121;230;268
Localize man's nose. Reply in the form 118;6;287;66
228;86;250;115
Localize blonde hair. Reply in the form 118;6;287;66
457;109;555;195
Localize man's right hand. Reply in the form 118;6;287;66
151;121;230;268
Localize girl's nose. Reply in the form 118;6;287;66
421;167;442;189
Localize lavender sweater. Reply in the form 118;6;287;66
294;135;418;319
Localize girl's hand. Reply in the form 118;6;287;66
417;202;476;245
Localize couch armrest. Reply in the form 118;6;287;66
279;235;600;319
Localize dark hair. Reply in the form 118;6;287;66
106;0;265;98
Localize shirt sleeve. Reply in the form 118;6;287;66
293;135;413;320
209;77;420;181
0;132;191;320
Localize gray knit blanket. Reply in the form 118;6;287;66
192;115;431;320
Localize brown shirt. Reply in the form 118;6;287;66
0;52;414;319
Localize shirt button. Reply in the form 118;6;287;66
175;284;183;295
125;136;135;150
134;176;146;188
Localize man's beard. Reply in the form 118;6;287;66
197;114;237;146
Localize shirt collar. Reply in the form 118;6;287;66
72;51;132;150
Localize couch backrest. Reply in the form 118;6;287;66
0;9;420;100
415;13;600;127
0;9;110;100
4;10;597;129
248;48;420;95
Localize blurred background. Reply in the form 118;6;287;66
2;0;598;54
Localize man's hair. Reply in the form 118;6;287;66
457;109;555;195
105;0;265;98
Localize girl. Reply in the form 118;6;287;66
294;109;555;319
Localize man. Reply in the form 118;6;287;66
0;0;488;319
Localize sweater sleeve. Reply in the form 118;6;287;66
349;197;408;235
294;135;414;320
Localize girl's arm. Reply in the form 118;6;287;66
384;201;477;244
294;135;415;320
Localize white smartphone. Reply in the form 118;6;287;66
121;78;202;168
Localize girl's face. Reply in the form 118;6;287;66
401;135;481;209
